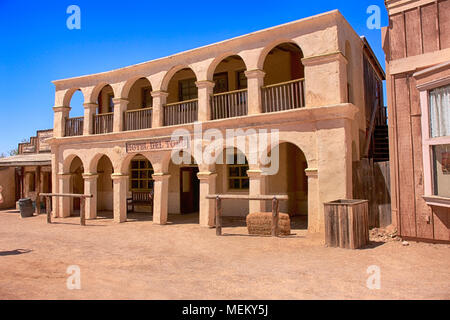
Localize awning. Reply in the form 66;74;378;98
0;153;51;167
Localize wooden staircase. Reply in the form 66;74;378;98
372;125;389;162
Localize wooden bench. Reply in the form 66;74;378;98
127;191;153;213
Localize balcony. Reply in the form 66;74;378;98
164;99;198;126
125;107;152;131
94;113;113;134
65;117;84;137
262;79;305;113
211;89;248;120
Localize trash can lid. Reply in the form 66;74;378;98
18;198;31;202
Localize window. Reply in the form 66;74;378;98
236;70;247;90
130;160;154;191
178;78;198;101
432;144;450;198
28;172;36;192
107;94;114;113
227;150;249;190
418;79;450;202
429;85;450;138
142;88;153;108
213;73;228;94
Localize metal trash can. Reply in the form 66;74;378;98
18;198;34;218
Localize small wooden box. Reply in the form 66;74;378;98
324;200;369;249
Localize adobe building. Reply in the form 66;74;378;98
47;10;385;233
0;130;53;210
383;0;450;242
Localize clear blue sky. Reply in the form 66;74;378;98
0;0;389;155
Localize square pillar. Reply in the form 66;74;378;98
197;171;217;227
301;52;348;107
58;173;72;218
245;69;265;115
83;173;98;220
151;91;168;128
111;173;128;223
305;168;320;232
113;98;129;132
247;169;266;213
53;106;71;138
152;173;170;225
83;103;98;135
196;80;215;122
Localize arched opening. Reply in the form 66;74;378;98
266;142;308;230
65;89;85;137
168;152;199;223
125;78;153;131
95;85;114;134
164;68;198;126
96;155;114;218
210;55;248;119
215;147;249;222
127;154;154;220
69;156;84;216
261;42;305;112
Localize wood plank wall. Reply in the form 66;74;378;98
387;0;450;241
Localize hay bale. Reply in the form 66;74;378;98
246;212;291;236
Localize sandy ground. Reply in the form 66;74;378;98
0;209;449;300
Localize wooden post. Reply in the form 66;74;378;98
46;196;52;224
215;196;222;236
80;197;86;226
35;166;41;214
271;197;279;237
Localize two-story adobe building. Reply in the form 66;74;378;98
47;10;384;233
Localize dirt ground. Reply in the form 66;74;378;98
0;209;449;300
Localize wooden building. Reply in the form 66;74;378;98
0;129;53;210
383;0;450;242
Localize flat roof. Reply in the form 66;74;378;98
0;153;51;167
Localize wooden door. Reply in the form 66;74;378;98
180;167;199;214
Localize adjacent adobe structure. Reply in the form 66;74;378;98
47;10;384;233
383;0;450;242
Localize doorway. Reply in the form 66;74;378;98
180;167;199;214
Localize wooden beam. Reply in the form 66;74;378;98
206;194;288;201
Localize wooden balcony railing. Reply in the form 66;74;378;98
125;107;152;131
94;113;113;134
261;78;305;113
164;99;198;126
65;117;84;137
211;89;248;120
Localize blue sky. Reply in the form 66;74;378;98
0;0;389;155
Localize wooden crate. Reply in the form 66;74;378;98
324;200;369;249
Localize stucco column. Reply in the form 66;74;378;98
245;69;265;115
152;173;170;225
197;171;217;227
305;168;320;233
53;106;71;138
83;103;98;135
196;80;215;122
83;173;98;220
113;98;129;132
111;173;128;223
247;169;266;213
301;52;348;107
151;91;169;128
51;147;59;218
58;173;72;218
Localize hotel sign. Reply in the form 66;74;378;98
126;138;188;153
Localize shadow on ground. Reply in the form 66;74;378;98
0;249;32;256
